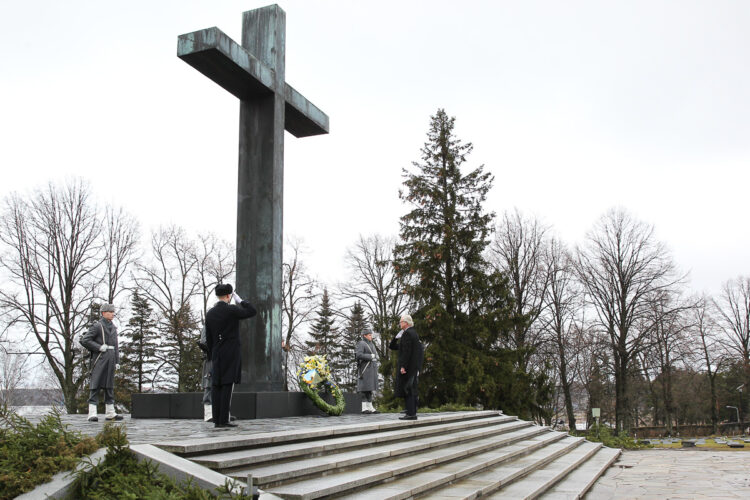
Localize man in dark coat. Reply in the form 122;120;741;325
205;283;257;428
80;303;123;422
355;327;379;414
389;313;423;420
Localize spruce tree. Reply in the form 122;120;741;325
117;290;159;403
394;109;551;417
306;288;338;361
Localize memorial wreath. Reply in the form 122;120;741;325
297;355;345;416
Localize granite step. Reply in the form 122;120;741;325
485;440;602;499
538;446;621;500
334;430;569;500
228;420;539;486
420;436;586;500
156;410;502;455
259;425;553;498
191;415;519;469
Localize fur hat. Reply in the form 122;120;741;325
215;283;233;296
101;303;115;313
362;327;374;336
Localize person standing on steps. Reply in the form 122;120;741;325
389;314;423;421
355;327;379;414
80;303;123;422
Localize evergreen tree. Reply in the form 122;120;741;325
394;109;552;418
337;302;369;391
116;290;159;409
306;288;338;362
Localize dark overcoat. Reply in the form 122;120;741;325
80;318;118;389
389;327;423;398
355;338;378;393
205;300;257;385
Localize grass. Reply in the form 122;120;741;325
646;437;750;451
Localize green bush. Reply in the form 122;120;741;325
574;424;651;450
0;405;98;500
68;424;248;499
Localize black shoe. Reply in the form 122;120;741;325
361;410;372;414
105;415;124;421
206;418;214;423
215;422;238;428
371;409;381;414
229;415;237;422
399;415;417;421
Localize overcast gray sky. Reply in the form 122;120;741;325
1;0;748;296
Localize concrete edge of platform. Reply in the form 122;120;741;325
131;443;247;495
15;447;107;500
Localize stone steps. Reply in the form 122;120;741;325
192;414;519;470
335;430;568;500
241;422;544;490
152;411;619;500
412;436;586;500
538;446;621;499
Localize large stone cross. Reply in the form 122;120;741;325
178;5;329;391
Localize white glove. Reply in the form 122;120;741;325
116;364;120;370
395;330;404;339
370;354;377;360
232;292;243;304
99;344;108;352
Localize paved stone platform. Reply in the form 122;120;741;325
585;449;750;499
53;411;442;445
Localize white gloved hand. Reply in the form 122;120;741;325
232;292;243;304
395;330;404;339
116;364;120;370
99;344;108;352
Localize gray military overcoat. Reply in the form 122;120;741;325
355;338;379;393
80;319;119;389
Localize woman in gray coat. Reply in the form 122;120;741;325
355;327;379;414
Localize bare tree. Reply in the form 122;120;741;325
712;276;750;422
281;237;317;390
540;237;581;431
713;276;750;366
0;342;29;406
193;232;235;321
640;289;692;435
0;180;104;412
490;209;550;367
102;206;140;304
574;208;682;433
134;226;201;391
693;294;727;433
340;234;411;352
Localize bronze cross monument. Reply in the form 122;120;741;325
178;5;329;392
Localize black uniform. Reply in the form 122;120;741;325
389;326;423;417
205;299;257;425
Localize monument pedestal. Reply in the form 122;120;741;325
131;391;361;419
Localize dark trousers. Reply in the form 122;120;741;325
211;383;233;424
89;387;114;405
361;391;373;402
405;393;417;416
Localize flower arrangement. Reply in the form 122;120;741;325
297;355;345;416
